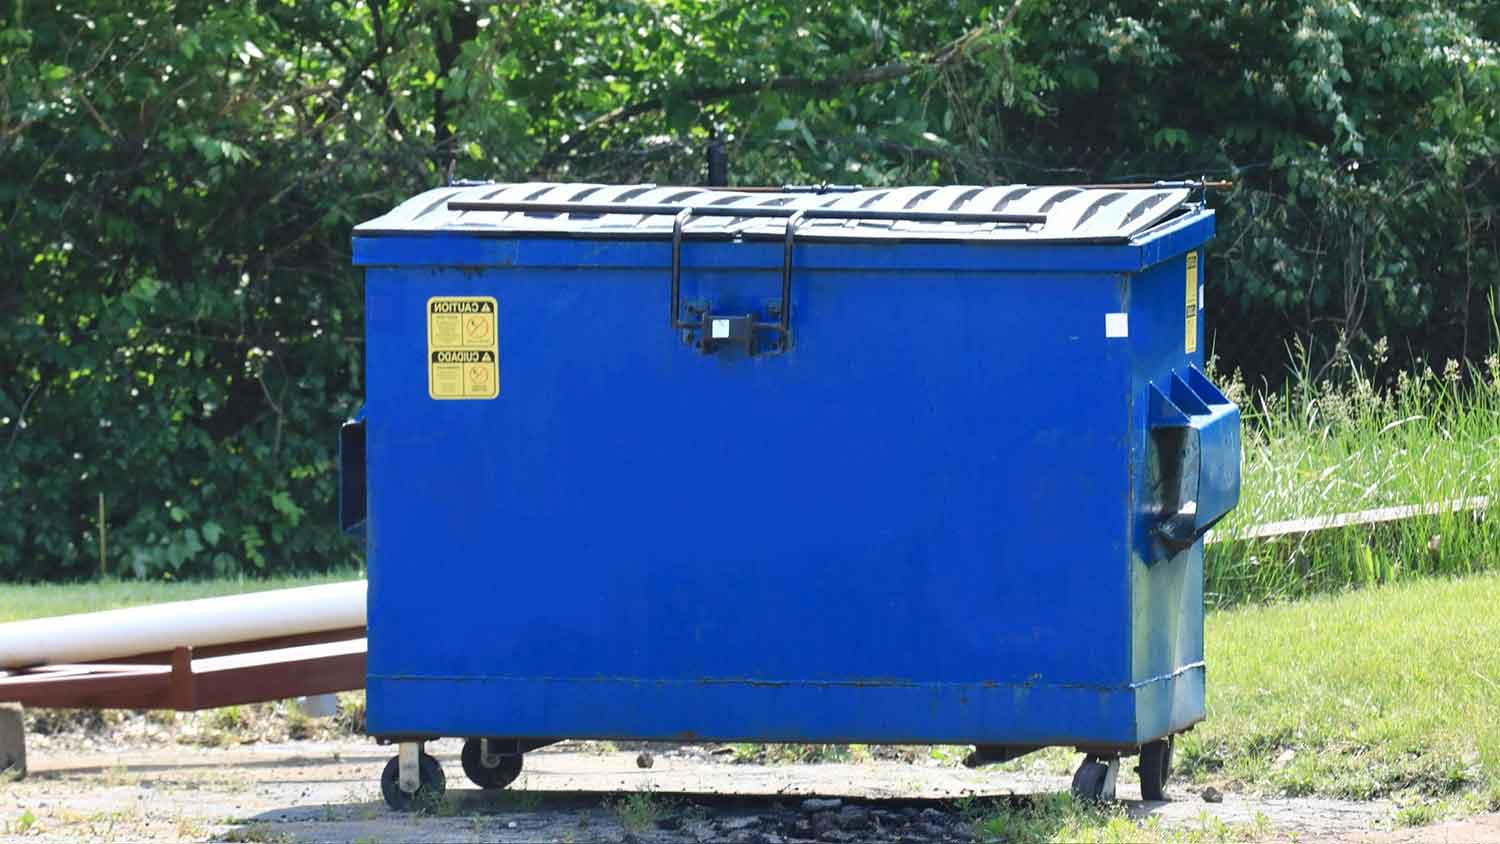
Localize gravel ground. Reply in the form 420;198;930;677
0;735;1445;843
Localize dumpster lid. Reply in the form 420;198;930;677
355;183;1200;244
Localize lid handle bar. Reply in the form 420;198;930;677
446;200;1048;227
670;208;694;331
780;210;804;338
448;199;1050;358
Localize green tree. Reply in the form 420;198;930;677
2;0;1497;580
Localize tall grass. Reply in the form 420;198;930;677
1205;343;1500;605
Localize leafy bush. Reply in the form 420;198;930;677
2;1;1496;578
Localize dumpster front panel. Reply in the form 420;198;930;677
362;253;1143;745
353;183;1227;752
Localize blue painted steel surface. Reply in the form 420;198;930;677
349;185;1239;750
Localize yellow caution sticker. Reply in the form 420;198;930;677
427;296;499;399
1184;252;1199;354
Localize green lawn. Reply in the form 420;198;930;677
967;572;1500;841
0;570;362;623
1184;571;1500;808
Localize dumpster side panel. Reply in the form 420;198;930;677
1127;250;1211;742
363;250;1141;746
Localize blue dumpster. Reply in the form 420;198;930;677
345;183;1240;808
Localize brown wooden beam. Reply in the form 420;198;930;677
1207;496;1489;545
0;637;366;711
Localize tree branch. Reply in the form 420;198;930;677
537;1;1025;172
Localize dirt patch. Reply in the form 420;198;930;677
0;736;1434;843
1344;815;1500;844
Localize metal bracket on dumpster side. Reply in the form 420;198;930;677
338;408;367;543
1147;367;1240;559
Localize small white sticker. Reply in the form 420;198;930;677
1199;284;1205;311
1105;313;1129;338
712;319;730;339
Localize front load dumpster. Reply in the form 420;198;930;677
345;182;1240;808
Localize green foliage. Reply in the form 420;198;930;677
1206;348;1500;604
969;793;1271;842
1;0;1497;578
1;1;393;579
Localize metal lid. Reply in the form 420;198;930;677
355;182;1197;244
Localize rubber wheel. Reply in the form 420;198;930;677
381;753;447;811
1137;737;1174;801
461;738;524;789
1070;758;1110;803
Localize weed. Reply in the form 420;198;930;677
101;763;137;787
285;708;312;741
213;705;245;732
953;793;988;822
608;788;661;832
1395;802;1441;827
929;745;967;764
27;708;116;736
679;801;709;825
729;743;850;764
14;808;37;834
175;814;206;839
488;785;544;812
975;794;1267;843
427;795;460;817
222;823;294;843
335;692;367;735
189;729;232;748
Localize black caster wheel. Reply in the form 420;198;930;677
1137;737;1174;801
1070;756;1116;803
461;738;524;789
381;753;446;811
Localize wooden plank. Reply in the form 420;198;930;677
191;639;365;710
0;638;366;711
1206;496;1490;545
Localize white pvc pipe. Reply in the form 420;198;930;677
0;580;366;669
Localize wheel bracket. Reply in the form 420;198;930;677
398;741;421;794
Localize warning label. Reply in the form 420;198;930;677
427;296;499;399
1184;252;1199;354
